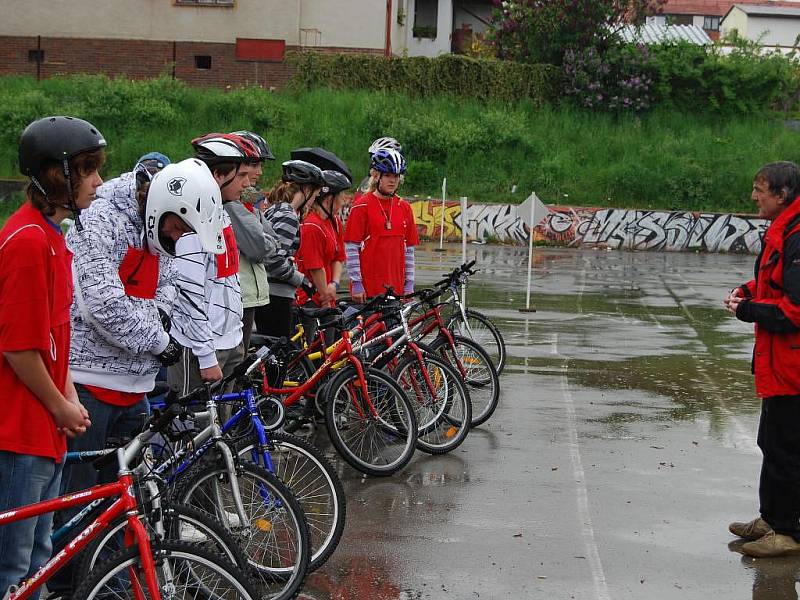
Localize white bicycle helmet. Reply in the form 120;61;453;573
368;136;401;156
145;158;225;257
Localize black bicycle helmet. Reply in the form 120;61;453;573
320;170;352;197
231;130;275;162
19;116;106;180
281;160;324;186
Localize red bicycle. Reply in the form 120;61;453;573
254;305;418;478
0;395;259;600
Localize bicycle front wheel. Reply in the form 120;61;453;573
73;540;259;600
324;366;418;477
393;353;471;454
447;308;506;374
174;460;310;600
235;430;346;572
430;334;500;426
75;503;250;586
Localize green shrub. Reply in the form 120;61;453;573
648;42;800;114
287;52;558;105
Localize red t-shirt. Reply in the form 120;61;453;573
0;203;71;461
296;213;345;306
343;192;418;297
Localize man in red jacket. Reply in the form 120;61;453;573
726;161;800;557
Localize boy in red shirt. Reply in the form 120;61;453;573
344;149;418;301
0;116;101;598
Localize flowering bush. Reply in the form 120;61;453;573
563;44;656;112
488;0;665;65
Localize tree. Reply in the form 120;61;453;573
488;0;666;65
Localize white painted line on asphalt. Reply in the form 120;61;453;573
553;264;611;600
560;362;611;600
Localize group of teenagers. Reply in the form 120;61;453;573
0;115;419;597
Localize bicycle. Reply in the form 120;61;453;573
143;349;311;599
341;290;472;454
150;357;346;574
0;392;259;600
254;310;419;478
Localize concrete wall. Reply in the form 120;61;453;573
410;200;767;254
298;0;387;49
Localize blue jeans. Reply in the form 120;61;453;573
0;451;63;600
59;384;150;498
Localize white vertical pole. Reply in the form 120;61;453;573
525;192;535;310
437;177;447;251
461;195;468;306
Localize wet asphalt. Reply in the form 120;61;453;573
296;242;788;600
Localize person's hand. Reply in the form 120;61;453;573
54;400;91;438
319;284;337;306
156;336;182;367
724;287;742;314
200;365;223;383
352;291;366;303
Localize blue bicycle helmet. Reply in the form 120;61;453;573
371;148;406;175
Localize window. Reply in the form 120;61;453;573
703;16;720;31
28;49;44;63
194;55;212;69
175;0;234;6
665;14;693;26
413;0;438;39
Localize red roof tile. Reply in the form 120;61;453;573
662;0;800;16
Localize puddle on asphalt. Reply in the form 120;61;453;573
448;274;761;440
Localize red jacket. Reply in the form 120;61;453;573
738;198;800;398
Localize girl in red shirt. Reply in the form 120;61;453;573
296;170;351;309
344;149;418;301
0;116;102;598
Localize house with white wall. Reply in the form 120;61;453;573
0;0;493;87
720;4;800;48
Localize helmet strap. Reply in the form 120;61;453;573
220;163;241;190
375;173;393;198
317;194;335;222
62;158;83;231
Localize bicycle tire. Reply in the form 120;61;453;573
75;503;250;585
429;334;500;426
235;430;346;572
393;353;472;454
173;460;310;599
73;540;260;600
323;366;418;477
447;308;506;374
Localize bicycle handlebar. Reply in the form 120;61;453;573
147;345;271;434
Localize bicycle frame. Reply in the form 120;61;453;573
0;450;158;600
261;327;376;418
149;386;277;478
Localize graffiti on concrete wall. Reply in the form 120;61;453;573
407;199;768;254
